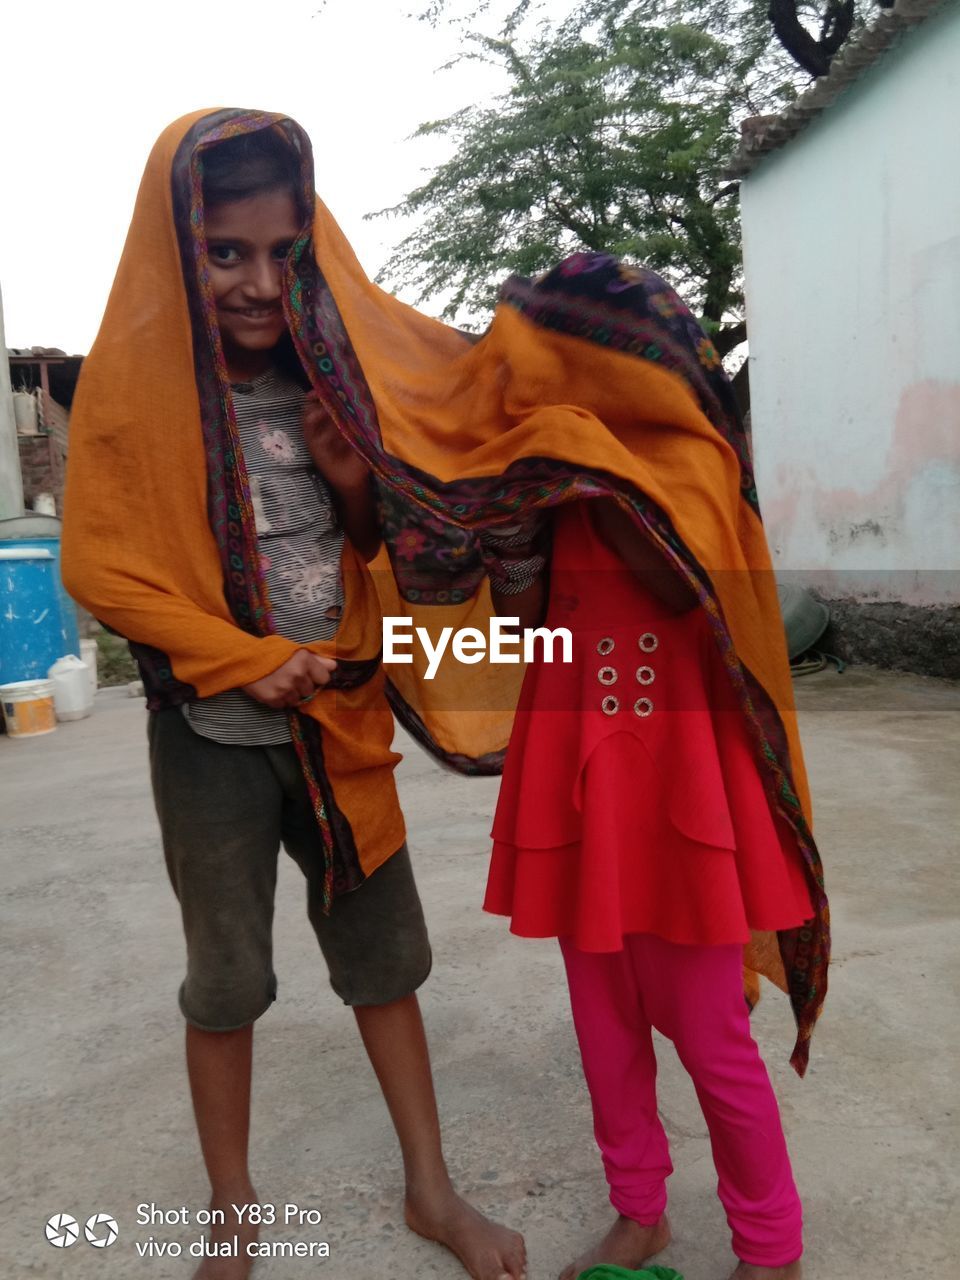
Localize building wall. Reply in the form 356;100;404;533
18;435;66;515
740;2;960;608
11;389;68;515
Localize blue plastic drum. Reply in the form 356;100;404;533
0;515;81;684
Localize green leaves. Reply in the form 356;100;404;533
379;0;868;338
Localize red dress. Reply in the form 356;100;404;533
484;503;813;951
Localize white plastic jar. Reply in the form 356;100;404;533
47;654;94;721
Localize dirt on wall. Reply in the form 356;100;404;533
817;596;960;680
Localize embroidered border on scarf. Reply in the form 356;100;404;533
285;229;827;1066
170;110;365;910
166;111;827;1063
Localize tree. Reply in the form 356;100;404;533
769;0;854;76
373;0;871;343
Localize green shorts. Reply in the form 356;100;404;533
148;708;431;1030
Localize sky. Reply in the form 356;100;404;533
0;0;536;354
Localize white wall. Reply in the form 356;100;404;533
740;3;960;606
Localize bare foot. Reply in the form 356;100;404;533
559;1213;671;1280
730;1263;802;1280
192;1191;259;1280
405;1184;526;1280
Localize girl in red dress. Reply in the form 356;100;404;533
482;497;814;1280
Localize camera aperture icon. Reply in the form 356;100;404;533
45;1214;80;1248
85;1213;119;1248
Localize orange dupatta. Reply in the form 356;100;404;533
63;109;827;1071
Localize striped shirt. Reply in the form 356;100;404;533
184;367;344;745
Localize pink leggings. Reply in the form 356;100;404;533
560;933;802;1268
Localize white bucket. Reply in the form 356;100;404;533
80;638;99;696
32;493;57;516
48;654;94;721
1;678;57;739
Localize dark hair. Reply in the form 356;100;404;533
201;128;302;208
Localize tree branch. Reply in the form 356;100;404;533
768;0;855;78
715;319;747;355
709;182;740;206
547;197;604;248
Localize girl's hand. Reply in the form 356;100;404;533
481;514;551;631
303;393;382;561
242;650;337;709
303;394;370;495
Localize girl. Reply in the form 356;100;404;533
63;111;526;1280
479;267;827;1279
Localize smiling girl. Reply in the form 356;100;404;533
63;113;525;1280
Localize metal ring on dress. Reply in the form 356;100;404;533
597;666;618;686
636;666;655;685
638;632;659;652
597;637;615;656
633;697;654;717
601;695;620;716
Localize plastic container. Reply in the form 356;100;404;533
13;390;39;435
0;514;81;683
0;547;60;683
776;581;830;660
32;493;57;516
48;654;94;721
1;678;57;739
80;638;99;697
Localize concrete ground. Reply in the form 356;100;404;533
1;666;958;1280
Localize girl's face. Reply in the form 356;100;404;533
204;188;301;380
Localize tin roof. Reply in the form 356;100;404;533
724;0;949;180
7;349;84;408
